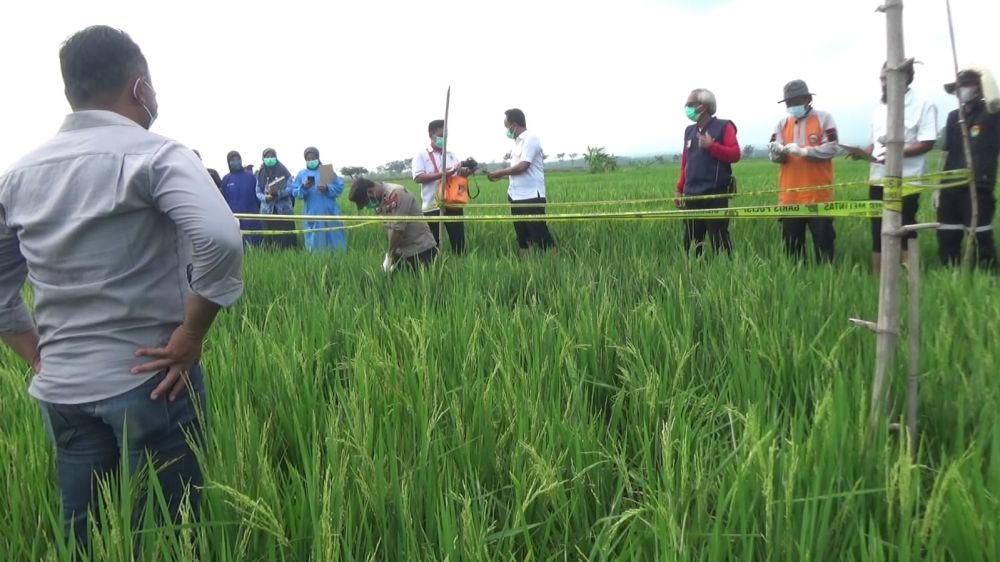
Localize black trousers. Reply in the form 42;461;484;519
262;219;298;249
937;186;996;268
424;208;465;254
509;196;556;250
781;217;835;263
398;247;438;270
869;185;919;252
682;191;732;256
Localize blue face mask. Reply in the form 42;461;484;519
787;105;807;119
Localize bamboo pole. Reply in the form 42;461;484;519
868;0;906;439
944;0;979;272
906;243;921;458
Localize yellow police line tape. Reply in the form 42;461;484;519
237;200;886;235
236;169;972;235
243;221;375;236
441;169;973;209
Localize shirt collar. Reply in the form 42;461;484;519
59;110;145;133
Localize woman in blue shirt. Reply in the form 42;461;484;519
291;146;346;252
256;148;296;249
221;150;263;246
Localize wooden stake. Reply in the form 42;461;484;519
906;245;920;458
868;0;906;440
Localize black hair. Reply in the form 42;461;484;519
60;26;147;108
428;119;444;135
349;177;377;210
504;108;526;128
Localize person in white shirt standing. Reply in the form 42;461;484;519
487;108;556;256
850;60;938;272
412;119;473;254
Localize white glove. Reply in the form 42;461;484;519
932;189;941;210
382;253;394;273
784;143;807;157
768;142;786;162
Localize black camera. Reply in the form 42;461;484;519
460;157;479;172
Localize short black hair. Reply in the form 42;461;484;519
428;119;444;135
349;177;376;210
504;108;526;128
60;26;147;108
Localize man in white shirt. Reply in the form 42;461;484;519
850;60;938;272
487;108;556;256
0;26;244;552
412;119;472;254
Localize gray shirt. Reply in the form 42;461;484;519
380;183;437;258
0;110;244;404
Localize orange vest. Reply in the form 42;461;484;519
778;114;834;205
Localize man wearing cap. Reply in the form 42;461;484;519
768;79;839;263
291;146;347;252
849;60;938;273
937;67;1000;268
347;178;438;270
221;150;264;246
675;88;741;256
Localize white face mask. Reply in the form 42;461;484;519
787;105;807;119
958;86;979;104
132;77;158;128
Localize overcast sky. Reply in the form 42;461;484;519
3;0;998;174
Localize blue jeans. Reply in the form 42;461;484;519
37;366;207;553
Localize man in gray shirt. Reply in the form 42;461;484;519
0;26;244;551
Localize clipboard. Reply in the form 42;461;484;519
319;164;335;186
838;144;877;162
267;177;287;191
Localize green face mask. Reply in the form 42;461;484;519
434;136;445;148
505;128;515;139
306;159;320;170
367;200;380;211
263;157;277;168
685;106;700;122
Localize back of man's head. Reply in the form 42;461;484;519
60;26;147;109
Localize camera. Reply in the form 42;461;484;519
460;157;479;172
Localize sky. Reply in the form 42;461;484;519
2;0;998;174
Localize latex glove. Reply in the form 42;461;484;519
768;142;786;162
932;189;941;209
784;143;807;157
382;253;394;273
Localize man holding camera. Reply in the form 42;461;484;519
412;119;474;255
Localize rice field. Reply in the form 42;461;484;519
1;156;998;561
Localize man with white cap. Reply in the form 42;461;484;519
768;79;840;263
937;66;1000;268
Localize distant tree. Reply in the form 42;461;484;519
672;154;681;162
569;152;579;166
340;166;370;178
583;146;618;173
742;144;756;159
654;155;665;164
557;152;565;166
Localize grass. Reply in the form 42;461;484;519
1;155;998;561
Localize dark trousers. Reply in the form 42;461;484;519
263;218;298;249
870;185;919;251
682;192;732;256
781;217;835;263
38;367;206;556
937;186;996;268
424;208;465;254
509;196;556;250
398;247;438;269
